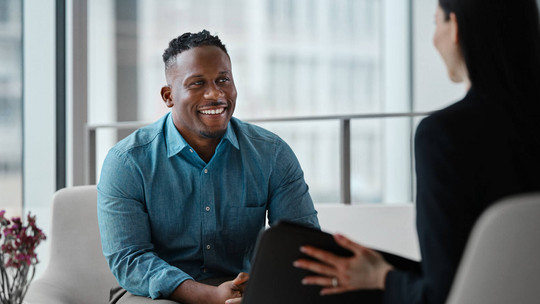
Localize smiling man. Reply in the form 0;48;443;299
97;30;319;304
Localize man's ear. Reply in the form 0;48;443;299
161;86;173;108
449;12;459;44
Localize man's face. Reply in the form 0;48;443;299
161;45;237;143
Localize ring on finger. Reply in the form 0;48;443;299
331;277;338;287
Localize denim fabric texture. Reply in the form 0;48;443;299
97;113;320;299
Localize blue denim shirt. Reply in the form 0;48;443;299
97;113;319;299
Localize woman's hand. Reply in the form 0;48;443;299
293;234;393;295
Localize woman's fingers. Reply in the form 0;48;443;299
301;275;350;295
334;233;365;255
299;245;342;266
295;235;393;292
293;258;336;277
301;275;336;286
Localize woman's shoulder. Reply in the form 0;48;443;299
419;92;479;131
415;90;502;150
432;90;483;120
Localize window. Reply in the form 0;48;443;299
87;0;465;204
0;0;22;216
89;0;405;204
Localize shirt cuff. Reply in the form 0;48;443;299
149;268;193;299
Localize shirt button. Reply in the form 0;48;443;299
205;206;210;212
204;169;208;174
206;244;211;250
203;268;208;273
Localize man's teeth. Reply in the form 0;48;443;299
200;108;225;115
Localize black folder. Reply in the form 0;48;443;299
242;221;379;304
242;221;420;304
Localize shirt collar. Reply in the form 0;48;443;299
221;118;239;150
166;114;239;158
166;114;188;158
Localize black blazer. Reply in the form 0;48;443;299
384;89;540;304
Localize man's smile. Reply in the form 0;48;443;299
199;107;225;115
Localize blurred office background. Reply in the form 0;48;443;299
1;0;470;273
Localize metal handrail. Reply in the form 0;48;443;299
85;112;431;204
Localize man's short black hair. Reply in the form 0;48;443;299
162;29;228;71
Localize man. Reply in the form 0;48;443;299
97;30;320;304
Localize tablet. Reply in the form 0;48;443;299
242;221;384;304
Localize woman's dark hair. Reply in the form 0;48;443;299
438;0;540;121
162;30;228;71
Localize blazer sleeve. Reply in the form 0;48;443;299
385;115;479;304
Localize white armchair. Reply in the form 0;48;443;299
25;186;117;304
446;192;540;304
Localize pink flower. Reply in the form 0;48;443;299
1;210;46;303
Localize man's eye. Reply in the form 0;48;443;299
190;81;204;86
218;77;230;83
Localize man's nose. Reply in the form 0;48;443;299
204;83;224;100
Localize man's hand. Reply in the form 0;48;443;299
222;272;249;304
169;272;249;304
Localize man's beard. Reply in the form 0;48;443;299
199;128;227;139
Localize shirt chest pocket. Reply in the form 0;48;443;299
224;206;266;255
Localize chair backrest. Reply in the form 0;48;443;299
446;192;540;304
25;185;117;304
315;204;419;261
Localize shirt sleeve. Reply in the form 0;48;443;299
97;148;191;299
385;116;477;304
266;138;320;229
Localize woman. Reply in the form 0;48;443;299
293;0;540;303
